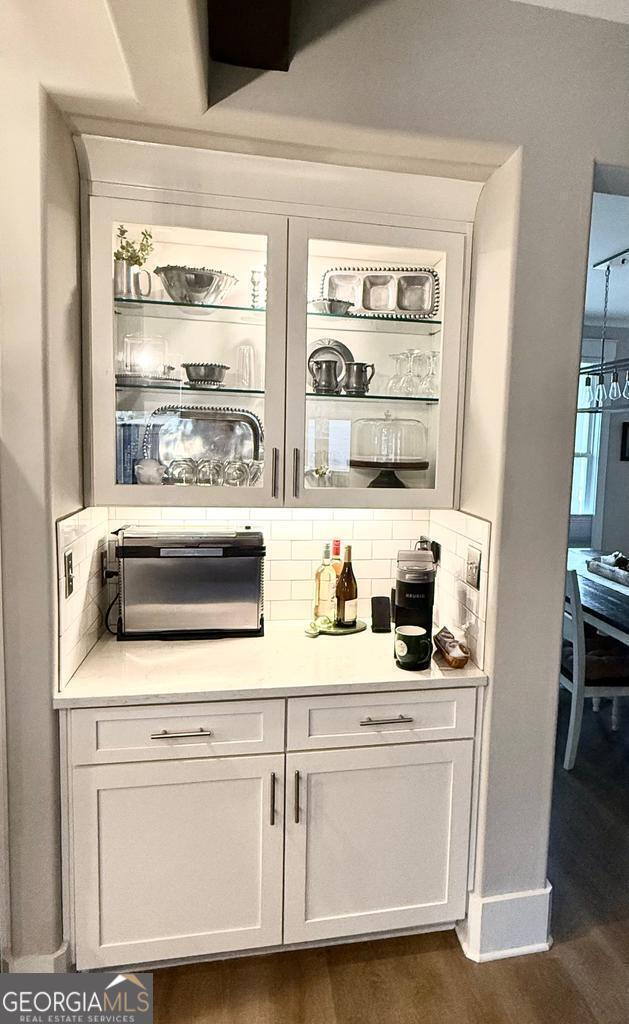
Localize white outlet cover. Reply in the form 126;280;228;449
465;545;481;590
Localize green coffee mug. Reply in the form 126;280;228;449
395;625;432;670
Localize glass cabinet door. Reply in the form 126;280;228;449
285;218;465;508
87;197;287;505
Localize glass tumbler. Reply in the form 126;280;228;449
165;459;197;485
197;458;225;486
224;458;249;487
236;343;256;389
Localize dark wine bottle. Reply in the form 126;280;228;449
335;544;358;628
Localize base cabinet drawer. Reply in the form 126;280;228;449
283;740;473;944
287;689;476;750
70;699;285;765
72;755;284;969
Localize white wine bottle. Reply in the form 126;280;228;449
331;538;342;578
314;543;336;621
335;544;358;628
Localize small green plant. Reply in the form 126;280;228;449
114;225;153;267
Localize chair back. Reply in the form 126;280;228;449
563;570;586;692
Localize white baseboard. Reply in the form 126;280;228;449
457;882;552;962
8;940;70;973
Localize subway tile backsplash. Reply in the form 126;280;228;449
56;507;110;689
56;505;490;689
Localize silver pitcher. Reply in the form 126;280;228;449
114;259;152;299
310;358;345;395
344;361;375;395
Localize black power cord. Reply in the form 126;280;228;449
104;569;120;636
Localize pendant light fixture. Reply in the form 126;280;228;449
594;264;610;406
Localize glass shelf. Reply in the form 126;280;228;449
306;392;439;403
307;311;442;335
115;297;266;325
116;380;264;397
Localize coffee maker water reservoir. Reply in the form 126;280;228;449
393;540;438;636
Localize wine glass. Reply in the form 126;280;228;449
400;349;424;396
386;352;409;395
422;351;440;399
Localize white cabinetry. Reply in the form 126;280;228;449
83;145;470;508
65;687;478;969
283;742;473;944
72;754;284;969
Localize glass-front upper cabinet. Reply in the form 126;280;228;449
87;197;287;505
285;219;466;508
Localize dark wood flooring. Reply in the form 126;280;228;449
154;694;629;1024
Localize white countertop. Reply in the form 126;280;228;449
54;623;487;708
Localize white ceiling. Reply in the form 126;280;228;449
509;0;629;23
585;194;629;325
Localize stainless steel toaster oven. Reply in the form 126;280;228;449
115;527;265;640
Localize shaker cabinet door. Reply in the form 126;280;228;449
87;196;288;506
283;741;473;944
284;217;466;508
72;755;284;968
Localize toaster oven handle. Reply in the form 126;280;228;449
150;728;213;740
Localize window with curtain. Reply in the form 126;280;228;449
571;368;602;515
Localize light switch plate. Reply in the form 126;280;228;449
465;545;481;590
64;551;74;598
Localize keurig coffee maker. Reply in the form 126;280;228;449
392;539;438;636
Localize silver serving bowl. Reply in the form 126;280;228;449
154;265;237;305
182;362;230;384
309;298;353;315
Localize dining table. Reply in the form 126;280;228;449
567;548;629;647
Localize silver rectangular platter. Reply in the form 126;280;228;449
321;266;440;319
142;405;263;464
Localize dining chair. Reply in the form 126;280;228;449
560;570;629;769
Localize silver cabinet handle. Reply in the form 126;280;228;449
359;715;414;727
294;769;300;823
271;447;280;499
150;728;213;739
270;771;276;826
292;448;300;499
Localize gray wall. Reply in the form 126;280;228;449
7;0;629;961
0;75;82;963
598;413;629;552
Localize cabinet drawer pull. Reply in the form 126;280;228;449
294;769;300;823
269;771;277;826
359;715;414;727
150;728;213;740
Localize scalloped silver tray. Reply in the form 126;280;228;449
142;405;263;464
322;266;440;319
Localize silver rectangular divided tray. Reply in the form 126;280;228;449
142;405;263;464
322;266;440;319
